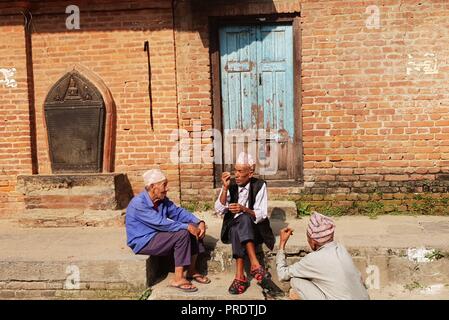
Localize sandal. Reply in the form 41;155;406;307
228;277;250;295
250;267;283;296
260;277;285;298
169;282;198;292
250;265;267;282
186;274;211;284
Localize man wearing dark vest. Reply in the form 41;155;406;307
215;152;275;294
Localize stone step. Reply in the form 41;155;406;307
148;243;449;300
149;269;449;301
200;215;449;292
17;209;125;228
202;242;449;292
22;195;122;210
148;273;269;300
0;259;148;299
146;215;449;297
16;174;133;210
0;222;148;299
2;216;449;299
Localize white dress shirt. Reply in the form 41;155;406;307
214;182;268;224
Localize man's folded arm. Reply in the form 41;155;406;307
131;206;188;232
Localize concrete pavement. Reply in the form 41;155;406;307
0;214;448;299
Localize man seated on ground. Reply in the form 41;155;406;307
215;152;275;294
276;211;369;300
126;168;211;293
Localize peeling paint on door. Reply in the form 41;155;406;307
220;24;294;179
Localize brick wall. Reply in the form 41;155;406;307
2;0;449;214
176;0;449;205
30;2;181;200
174;1;214;201
300;0;449;190
0;15;31;216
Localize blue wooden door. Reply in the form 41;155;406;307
220;24;294;179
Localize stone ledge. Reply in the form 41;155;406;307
16;173;133;210
17;209;125;228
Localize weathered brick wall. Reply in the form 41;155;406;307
176;0;449;205
300;0;449;192
30;1;181;201
2;0;449;214
0;15;31;216
174;1;214;201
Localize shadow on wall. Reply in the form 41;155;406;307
17;0;281;37
269;207;290;236
180;0;284;48
115;174;134;209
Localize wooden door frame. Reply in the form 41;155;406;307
210;13;303;188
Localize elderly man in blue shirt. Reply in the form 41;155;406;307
126;168;210;292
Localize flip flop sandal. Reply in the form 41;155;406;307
169;283;198;292
187;275;211;284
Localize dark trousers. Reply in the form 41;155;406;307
229;214;257;259
138;230;205;267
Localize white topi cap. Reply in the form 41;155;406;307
236;152;256;167
142;169;167;187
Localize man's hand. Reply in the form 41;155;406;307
198;221;206;240
279;227;294;250
228;203;245;214
187;224;200;239
280;227;294;242
221;172;231;189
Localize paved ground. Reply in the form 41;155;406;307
199;213;449;250
2;214;449;261
0;219;142;262
149;273;449;300
1;214;449;299
149;273;267;300
369;284;449;300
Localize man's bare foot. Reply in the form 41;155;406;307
186;273;211;284
170;279;197;292
289;288;302;300
250;264;262;272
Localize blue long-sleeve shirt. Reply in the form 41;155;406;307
125;191;200;254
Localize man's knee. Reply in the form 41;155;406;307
235;214;255;240
291;278;325;300
175;229;190;241
238;213;253;226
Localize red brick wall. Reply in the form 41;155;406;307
300;0;449;188
29;2;181;201
2;0;449;214
174;1;214;201
0;15;31;216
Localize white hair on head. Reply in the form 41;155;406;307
142;169;166;187
236;152;256;168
